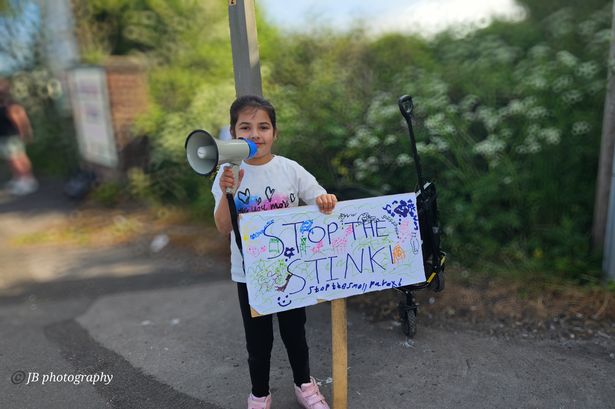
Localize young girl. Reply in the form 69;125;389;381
211;95;336;409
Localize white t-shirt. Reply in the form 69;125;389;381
212;155;327;282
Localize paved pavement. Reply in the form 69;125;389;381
1;180;614;409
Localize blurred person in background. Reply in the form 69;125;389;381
0;78;38;195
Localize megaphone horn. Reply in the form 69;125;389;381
185;129;258;193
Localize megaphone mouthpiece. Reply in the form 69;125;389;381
240;137;258;159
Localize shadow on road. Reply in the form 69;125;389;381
0;255;227;306
0;178;77;216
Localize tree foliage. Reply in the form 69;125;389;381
263;2;611;279
1;1;78;176
62;0;614;278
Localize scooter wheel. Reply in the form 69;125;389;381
401;309;417;338
431;270;445;293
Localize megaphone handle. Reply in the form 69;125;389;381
225;164;240;195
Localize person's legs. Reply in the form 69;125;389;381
2;136;37;195
9;152;34;178
237;282;274;398
277;306;310;387
278;307;329;408
2;136;33;178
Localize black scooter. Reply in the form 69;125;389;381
395;95;447;338
332;96;447;337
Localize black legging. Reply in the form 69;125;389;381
237;282;311;398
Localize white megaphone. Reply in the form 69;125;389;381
185;129;258;194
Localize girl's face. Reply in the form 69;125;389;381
234;107;277;165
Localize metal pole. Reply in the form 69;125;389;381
228;0;263;98
604;146;615;280
599;1;615;280
593;1;615;256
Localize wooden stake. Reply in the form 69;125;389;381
331;298;348;409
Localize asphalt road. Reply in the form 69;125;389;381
1;181;614;409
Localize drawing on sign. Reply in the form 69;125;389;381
239;193;425;315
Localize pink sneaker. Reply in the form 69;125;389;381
294;377;330;409
247;393;271;409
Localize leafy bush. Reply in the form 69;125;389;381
264;3;611;278
61;0;611;279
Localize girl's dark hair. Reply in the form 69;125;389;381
229;95;276;137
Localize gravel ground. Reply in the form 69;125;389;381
349;266;615;346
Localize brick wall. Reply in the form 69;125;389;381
99;57;150;172
104;57;149;152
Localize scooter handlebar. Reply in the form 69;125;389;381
398;95;414;121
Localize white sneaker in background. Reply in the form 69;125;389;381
9;177;38;196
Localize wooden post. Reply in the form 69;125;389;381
331;299;348;409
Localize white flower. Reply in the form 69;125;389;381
366;156;378;166
588;80;605;95
354;158;366;170
516;131;542;154
571;122;591;135
355;127;371;141
366;98;398;125
425;113;445;130
477;107;499;131
473;135;505;157
500;128;514;140
446;105;459;115
553;76;572;93
516;139;541;154
432;136;449;152
384;134;397;145
396;153;412;166
442;124;456;135
522;96;538;109
577;20;597;37
557;51;578;68
529;44;551;59
527;107;548;120
540;128;561;144
348;138;361;149
462;112;475;122
594;29;612;44
507;99;524;115
460;95;479;111
546;10;574;38
576;61;599;79
528;75;548;90
366;136;379;147
562;90;583;104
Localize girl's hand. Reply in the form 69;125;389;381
316;193;337;215
219;166;244;192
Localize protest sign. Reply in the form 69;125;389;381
239;193;425;315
